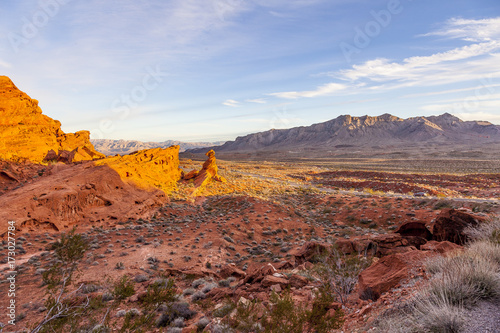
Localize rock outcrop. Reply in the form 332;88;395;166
0;76;104;163
357;250;432;301
96;146;182;193
432;209;484;245
0;146;183;236
183;149;227;195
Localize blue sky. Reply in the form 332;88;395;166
1;0;499;142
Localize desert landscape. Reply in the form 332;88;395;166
1;75;500;333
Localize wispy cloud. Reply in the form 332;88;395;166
420;17;500;42
223;99;242;107
269;82;349;99
269;17;500;99
245;98;267;104
454;111;500;124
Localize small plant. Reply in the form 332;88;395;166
313;245;372;305
113;275;135;300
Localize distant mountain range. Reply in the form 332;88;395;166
186;113;500;153
91;139;224;156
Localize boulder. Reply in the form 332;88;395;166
261;275;289;288
220;264;246;279
244;263;278;284
291;242;328;264
0;76;104;163
421;240;462;254
289;274;309;288
432;209;484;245
396;221;432;240
357;250;433;301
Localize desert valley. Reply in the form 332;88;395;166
1;75;500;333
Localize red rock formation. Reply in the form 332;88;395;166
357;250;433;301
0;146;183;236
0;161;168;236
0;76;104;163
184;149;227;195
96;146;182;193
432;209;484;245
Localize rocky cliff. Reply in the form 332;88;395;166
0;76;105;163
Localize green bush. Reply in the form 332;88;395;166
113;275;135;300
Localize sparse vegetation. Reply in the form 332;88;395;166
373;216;500;333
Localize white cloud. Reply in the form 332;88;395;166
454;111;500;124
245;98;267;104
421;17;500;42
338;41;500;83
269;17;500;100
269;82;349;99
223;99;241;107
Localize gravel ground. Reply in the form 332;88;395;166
462;297;500;333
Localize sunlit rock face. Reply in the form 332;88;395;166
0;76;104;163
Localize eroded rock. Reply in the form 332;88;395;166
0;76;104;163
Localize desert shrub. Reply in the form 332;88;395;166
192;278;206;288
166;328;182;333
182;287;196;296
191;291;206;302
113;275;135;300
313;245;372;305
218;278;231;287
82;283;100;294
134;274;149;283
262;291;306;333
32;228;94;333
212;301;236;318
197;317;210;330
116;310;126;317
467;240;500;266
222;298;263;333
201;282;218;293
171;317;185;327
465;217;500;244
427;255;500;307
156;302;196;327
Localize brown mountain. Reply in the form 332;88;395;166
188;113;500;153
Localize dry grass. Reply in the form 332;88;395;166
373;217;500;333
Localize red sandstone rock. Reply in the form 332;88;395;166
357;250;433;301
432;209;484;245
220;264;247;279
0;76;104;163
289;274;309;288
396;221;432;240
421;240;462;254
184;150;227;196
261;275;289;288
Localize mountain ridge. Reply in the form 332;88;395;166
91;139;225;156
186;113;500;153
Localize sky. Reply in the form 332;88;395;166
1;0;500;142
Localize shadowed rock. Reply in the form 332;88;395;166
432;209;484;245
